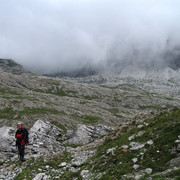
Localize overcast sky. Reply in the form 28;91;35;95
0;0;180;73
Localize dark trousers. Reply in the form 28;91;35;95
18;146;25;161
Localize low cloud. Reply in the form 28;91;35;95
0;0;180;73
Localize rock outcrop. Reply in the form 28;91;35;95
28;120;65;156
0;120;113;161
0;59;28;75
0;126;16;162
0;120;114;179
64;124;114;145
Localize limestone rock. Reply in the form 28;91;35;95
175;140;180;143
0;126;16;152
167;157;180;168
0;59;29;75
128;134;135;141
80;170;91;180
130;142;145;151
177;144;180;152
137;125;143;129
28;120;65;156
71;150;95;167
65;124;113;145
135;174;145;180
58;162;67;168
133;164;140;170
106;147;117;155
32;173;45;180
146;140;154;145
145;168;153;174
132;158;138;163
0;127;16;161
121;145;128;149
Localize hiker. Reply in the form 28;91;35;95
15;122;29;161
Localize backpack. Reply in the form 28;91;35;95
23;128;29;145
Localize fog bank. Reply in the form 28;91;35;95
0;0;180;73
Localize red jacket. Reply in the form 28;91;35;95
15;127;26;147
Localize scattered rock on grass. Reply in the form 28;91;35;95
145;168;153;174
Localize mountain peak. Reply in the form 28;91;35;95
0;59;28;75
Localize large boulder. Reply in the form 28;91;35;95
64;124;114;145
0;126;16;152
28;120;65;156
0;126;16;161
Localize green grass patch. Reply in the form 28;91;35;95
0;107;64;120
108;108;123;118
0;107;16;119
19;107;61;116
11;100;21;104
0;88;20;95
33;89;45;93
66;90;78;94
55;89;67;96
15;151;72;180
162;169;180;179
60;171;82;180
82;115;101;124
163;97;175;101
51;121;67;133
80;101;87;104
108;108;119;114
84;108;180;178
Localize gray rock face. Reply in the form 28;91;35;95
0;120;113;163
0;126;15;152
80;170;91;180
145;168;153;174
28;120;65;156
73;68;180;96
0;120;66;162
167;157;180;168
32;173;46;180
0;126;16;161
65;124;114;145
71;149;95;167
130;142;145;151
0;59;28;75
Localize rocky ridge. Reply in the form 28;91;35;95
0;59;29;75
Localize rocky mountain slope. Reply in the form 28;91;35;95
0;60;180;130
70;67;180;97
0;59;180;179
0;108;179;179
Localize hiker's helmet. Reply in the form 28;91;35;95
17;122;22;129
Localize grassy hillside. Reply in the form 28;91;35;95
79;108;180;179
